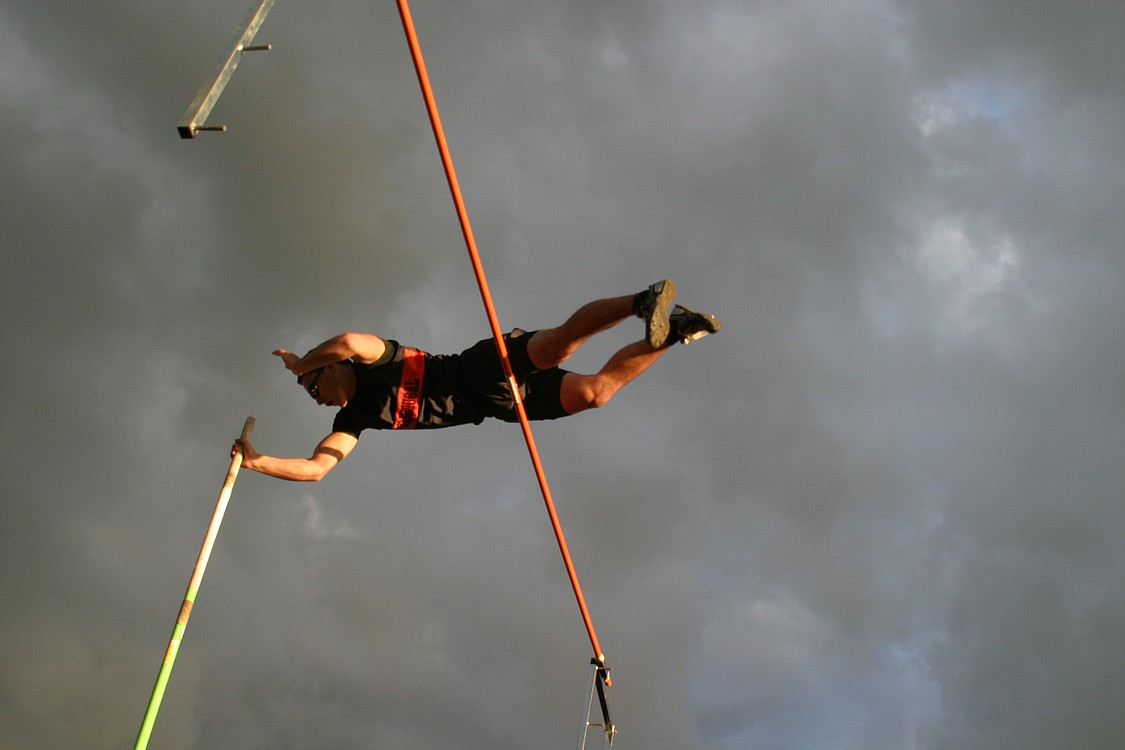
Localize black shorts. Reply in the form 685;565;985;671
457;329;570;422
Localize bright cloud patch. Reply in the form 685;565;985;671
914;216;1021;333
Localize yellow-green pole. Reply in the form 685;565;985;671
134;417;255;750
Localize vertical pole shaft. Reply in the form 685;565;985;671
395;0;609;681
134;417;255;750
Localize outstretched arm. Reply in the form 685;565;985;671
234;431;358;482
274;333;388;377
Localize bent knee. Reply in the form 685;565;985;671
559;374;615;414
527;329;579;370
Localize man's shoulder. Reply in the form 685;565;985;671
356;338;402;368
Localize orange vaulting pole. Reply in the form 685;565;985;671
396;0;610;682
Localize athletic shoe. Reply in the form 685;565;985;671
668;304;721;345
634;279;677;349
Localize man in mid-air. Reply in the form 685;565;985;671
234;280;719;481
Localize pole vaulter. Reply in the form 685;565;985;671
134;417;255;750
394;0;611;682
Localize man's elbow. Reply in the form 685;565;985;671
304;456;341;482
301;465;330;482
335;332;367;359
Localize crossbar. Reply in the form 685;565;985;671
178;0;276;139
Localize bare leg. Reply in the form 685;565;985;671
526;284;691;415
526;295;636;370
559;340;668;415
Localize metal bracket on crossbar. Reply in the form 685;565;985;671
178;0;276;139
577;659;616;750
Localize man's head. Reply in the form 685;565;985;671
298;360;356;408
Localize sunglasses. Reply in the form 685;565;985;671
305;368;324;400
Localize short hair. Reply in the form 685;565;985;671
296;361;351;384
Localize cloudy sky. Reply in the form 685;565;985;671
2;1;1123;748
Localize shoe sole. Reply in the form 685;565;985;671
646;279;677;349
